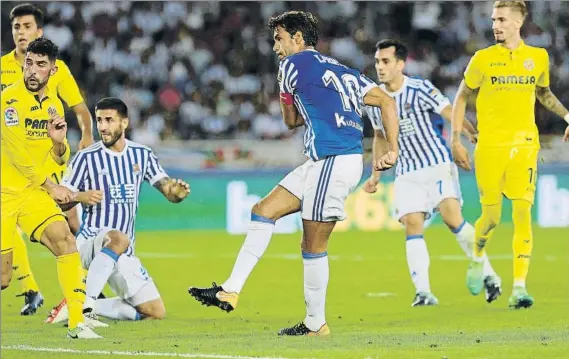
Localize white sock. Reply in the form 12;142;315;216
221;214;275;293
453;221;497;278
303;252;329;332
85;248;120;304
406;235;431;293
95;297;141;321
513;279;526;288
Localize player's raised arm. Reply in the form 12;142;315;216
56;62;94;149
47;106;70;166
278;59;305;129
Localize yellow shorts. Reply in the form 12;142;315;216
474;146;539;206
44;156;67;185
1;188;66;255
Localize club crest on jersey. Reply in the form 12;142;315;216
133;164;140;174
524;59;534;71
4;107;19;126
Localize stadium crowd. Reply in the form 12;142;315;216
2;1;568;145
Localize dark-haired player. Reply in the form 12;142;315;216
1;3;95;315
362;39;501;307
1;37;103;339
189;10;399;336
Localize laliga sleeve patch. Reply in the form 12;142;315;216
4;107;19;126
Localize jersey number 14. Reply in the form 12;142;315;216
322;70;363;120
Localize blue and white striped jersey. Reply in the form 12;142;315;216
366;76;452;177
62;140;168;251
279;49;378;161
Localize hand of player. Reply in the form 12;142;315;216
564;125;569;142
452;142;472;171
374;150;397;171
75;190;104;205
45;183;74;204
79;135;95;150
47;107;67;144
363;174;380;194
166;178;191;201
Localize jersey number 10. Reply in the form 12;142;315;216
322;70;363;117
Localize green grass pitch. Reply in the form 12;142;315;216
2;225;568;359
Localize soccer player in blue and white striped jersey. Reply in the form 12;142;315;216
46;97;190;325
363;40;502;306
189;11;400;336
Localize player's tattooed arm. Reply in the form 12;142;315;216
153;177;191;203
536;86;569;122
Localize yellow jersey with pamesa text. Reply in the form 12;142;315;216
1;80;68;194
463;40;549;149
1;49;84;108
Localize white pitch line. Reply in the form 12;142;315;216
367;292;396;297
29;252;558;262
1;345;312;359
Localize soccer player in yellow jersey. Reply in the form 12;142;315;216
1;4;95;315
1;37;103;338
451;1;569;309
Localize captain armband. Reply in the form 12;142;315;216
279;93;294;106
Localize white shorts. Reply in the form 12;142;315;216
77;228;160;307
279;154;363;222
394;162;462;221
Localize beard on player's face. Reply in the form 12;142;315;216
24;74;48;92
100;127;124;147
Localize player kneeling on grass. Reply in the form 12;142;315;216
45;98;190;324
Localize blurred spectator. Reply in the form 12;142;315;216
2;1;568;142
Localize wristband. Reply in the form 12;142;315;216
280;93;294;105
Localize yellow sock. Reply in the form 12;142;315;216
473;204;502;258
56;252;85;329
512;200;533;288
12;231;40;294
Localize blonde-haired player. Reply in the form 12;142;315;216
1;3;95;315
452;1;569;309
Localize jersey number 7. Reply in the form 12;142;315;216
322;70;363;117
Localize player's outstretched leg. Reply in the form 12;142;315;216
39;220;103;339
48;295;165;323
468;203;502;296
278;220;332;337
189;185;300;312
439;198;502;303
12;231;44;315
400;213;438;307
509;199;534;309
